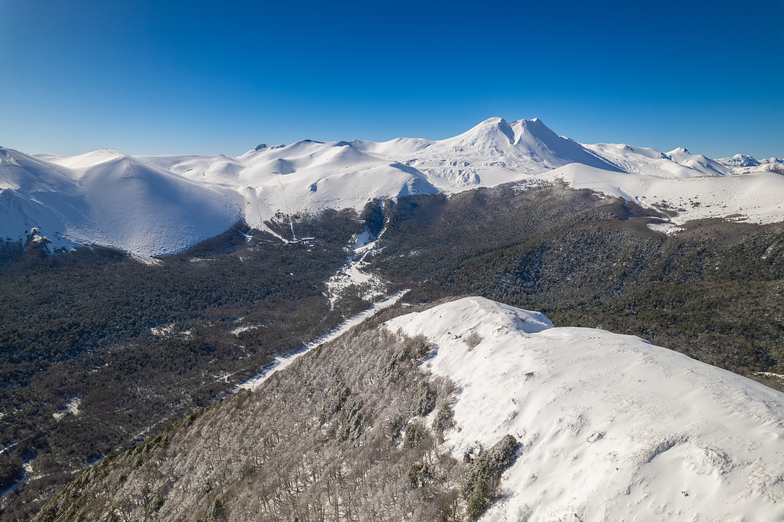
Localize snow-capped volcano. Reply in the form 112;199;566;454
435;117;620;171
2;118;783;256
387;297;784;521
341;117;624;190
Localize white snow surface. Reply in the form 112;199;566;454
0;148;242;256
3;117;784;256
52;397;81;421
325;226;387;307
386;297;784;521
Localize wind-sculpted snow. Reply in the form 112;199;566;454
386;297;784;521
0;148;242;256
3;117;784;256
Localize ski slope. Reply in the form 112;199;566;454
386;297;784;521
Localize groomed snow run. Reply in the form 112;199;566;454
386;296;784;521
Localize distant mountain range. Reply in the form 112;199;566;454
2;117;783;257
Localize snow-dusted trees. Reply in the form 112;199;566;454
35;323;486;522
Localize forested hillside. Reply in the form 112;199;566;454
3;182;784;520
0;211;369;521
372;183;784;388
31;306;513;522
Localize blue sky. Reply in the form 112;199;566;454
1;0;782;159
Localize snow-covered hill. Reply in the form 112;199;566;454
3;118;783;256
386;297;784;521
0;148;242;256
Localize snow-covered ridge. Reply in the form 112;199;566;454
386;297;784;521
2;118;783;256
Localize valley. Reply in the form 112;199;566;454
1;118;783;520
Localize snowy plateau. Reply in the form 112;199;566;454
2;117;784;257
388;297;784;521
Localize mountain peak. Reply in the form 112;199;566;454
244;143;285;156
717;154;761;168
478;116;507;125
434;117;621;174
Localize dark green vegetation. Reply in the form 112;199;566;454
0;211;368;521
31;322;501;522
373;183;784;390
461;434;519;522
4;181;784;520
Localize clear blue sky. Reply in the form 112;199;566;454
1;0;782;159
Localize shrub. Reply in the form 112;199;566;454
145;493;165;517
407;463;431;488
461;434;520;520
403;422;429;448
464;331;482;350
465;478;488;522
208;498;226;520
410;380;437;417
432;405;454;433
403;333;432;360
383;413;405;440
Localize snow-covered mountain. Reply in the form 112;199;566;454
3;117;783;256
387;297;784;521
0;147;242;256
716;154;784;173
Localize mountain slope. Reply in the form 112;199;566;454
388;297;784;521
0;148;83;251
541;162;784;230
33;296;784;521
1;148;242;256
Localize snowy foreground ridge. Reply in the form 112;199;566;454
386;297;784;521
2;117;784;256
